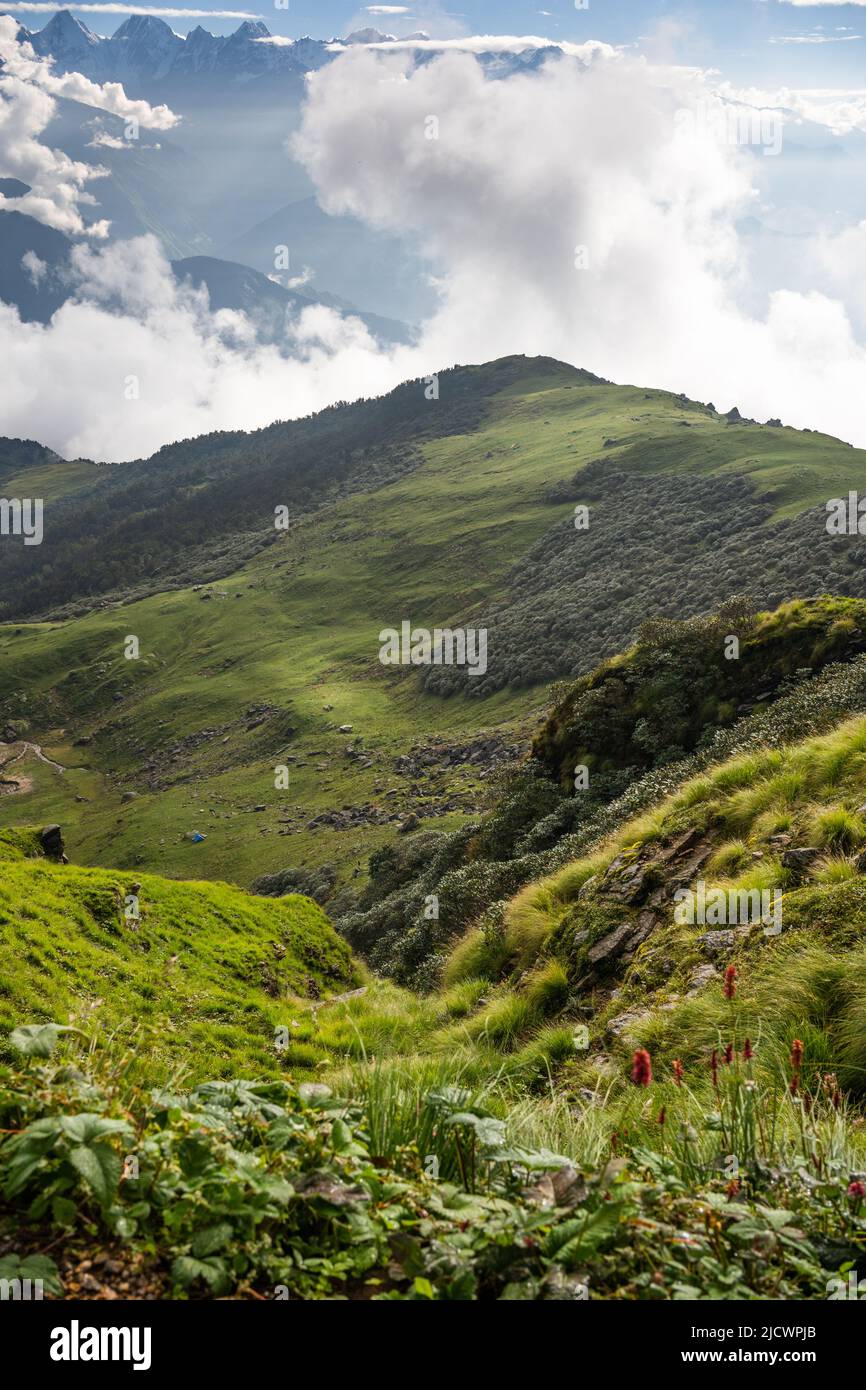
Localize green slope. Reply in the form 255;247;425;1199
3;357;866;901
4;625;866;1300
0;828;359;1082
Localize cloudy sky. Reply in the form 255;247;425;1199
2;5;866;458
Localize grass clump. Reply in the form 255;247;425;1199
811;805;866;851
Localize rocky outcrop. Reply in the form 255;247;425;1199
39;824;66;861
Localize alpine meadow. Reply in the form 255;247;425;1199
2;0;866;1350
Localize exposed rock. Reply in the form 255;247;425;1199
394;734;523;778
586;922;635;968
605;1009;652;1039
657;828;701;864
686;964;718;996
598;858;654;905
697;926;751;957
40;824;65;861
781;847;821;873
631;910;659;946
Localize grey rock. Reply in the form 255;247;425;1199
587;922;634;967
697;926;751;956
686;964;718;996
781;847;820;870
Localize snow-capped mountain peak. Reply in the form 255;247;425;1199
30;9;100;62
18;13;573;90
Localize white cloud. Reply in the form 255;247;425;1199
292;47;866;447
718;80;866;134
87;130;131;149
0;236;422;460
770;33;862;44
3;41;866;462
364;6;411;13
0;16;177;235
324;33;617;58
21;250;46;286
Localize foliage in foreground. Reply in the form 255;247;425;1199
1;1027;864;1301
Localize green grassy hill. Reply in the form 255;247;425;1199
4;680;866;1299
0;827;358;1082
3;358;866;905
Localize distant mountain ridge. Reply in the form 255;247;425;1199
20;11;331;82
12;11;564;88
0;207;411;343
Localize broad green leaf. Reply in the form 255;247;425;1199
51;1195;78;1227
9;1023;74;1058
191;1222;234;1258
0;1253;63;1297
60;1114;132;1145
69;1142;121;1206
172;1255;231;1295
544;1202;625;1266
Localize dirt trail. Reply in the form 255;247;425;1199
0;740;66;795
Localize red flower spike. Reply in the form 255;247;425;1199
631;1048;652;1087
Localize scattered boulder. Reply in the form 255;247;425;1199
781;846;821;875
39;824;66;861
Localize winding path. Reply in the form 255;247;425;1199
0;739;66;793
